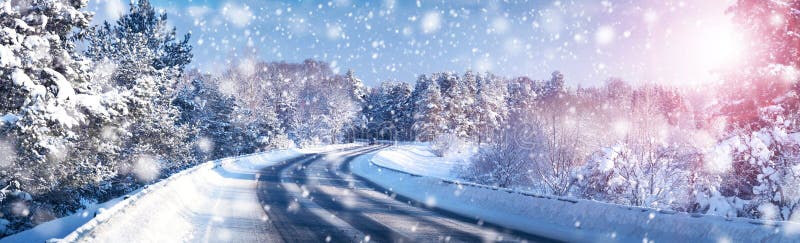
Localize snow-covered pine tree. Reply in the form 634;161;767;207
544;70;566;97
362;81;413;141
330;70;366;143
505;76;538;125
472;73;508;145
458;71;479;138
389;82;414;141
85;0;196;177
221;59;283;150
175;72;239;160
0;0;91;188
728;0;800;70
435;73;469;137
344;69;367;104
411;75;446;141
362;87;383;139
0;0;69;186
86;0;192;82
0;0;133;233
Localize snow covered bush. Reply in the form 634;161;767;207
464;130;531;188
697;61;800;220
705;124;800;220
576;142;696;209
576;145;625;202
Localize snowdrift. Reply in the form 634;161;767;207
351;144;800;242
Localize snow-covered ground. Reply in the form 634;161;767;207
351;143;800;242
368;143;474;179
0;195;128;243
1;144;360;243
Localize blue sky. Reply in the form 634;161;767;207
87;0;740;87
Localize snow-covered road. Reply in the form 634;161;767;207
62;145;548;242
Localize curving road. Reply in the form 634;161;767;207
75;145;554;242
253;145;553;243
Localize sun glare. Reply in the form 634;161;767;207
641;4;752;86
693;24;746;69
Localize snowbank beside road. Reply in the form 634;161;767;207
2;143;360;243
369;143;472;179
0;195;128;243
352;145;799;242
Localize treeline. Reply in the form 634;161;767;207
360;71;508;143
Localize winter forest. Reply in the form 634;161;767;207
1;0;800;239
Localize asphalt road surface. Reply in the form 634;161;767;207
253;145;554;243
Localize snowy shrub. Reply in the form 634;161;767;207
576;145;626;202
464;130;531;188
694;187;746;218
706;124;800;220
577;142;696;209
